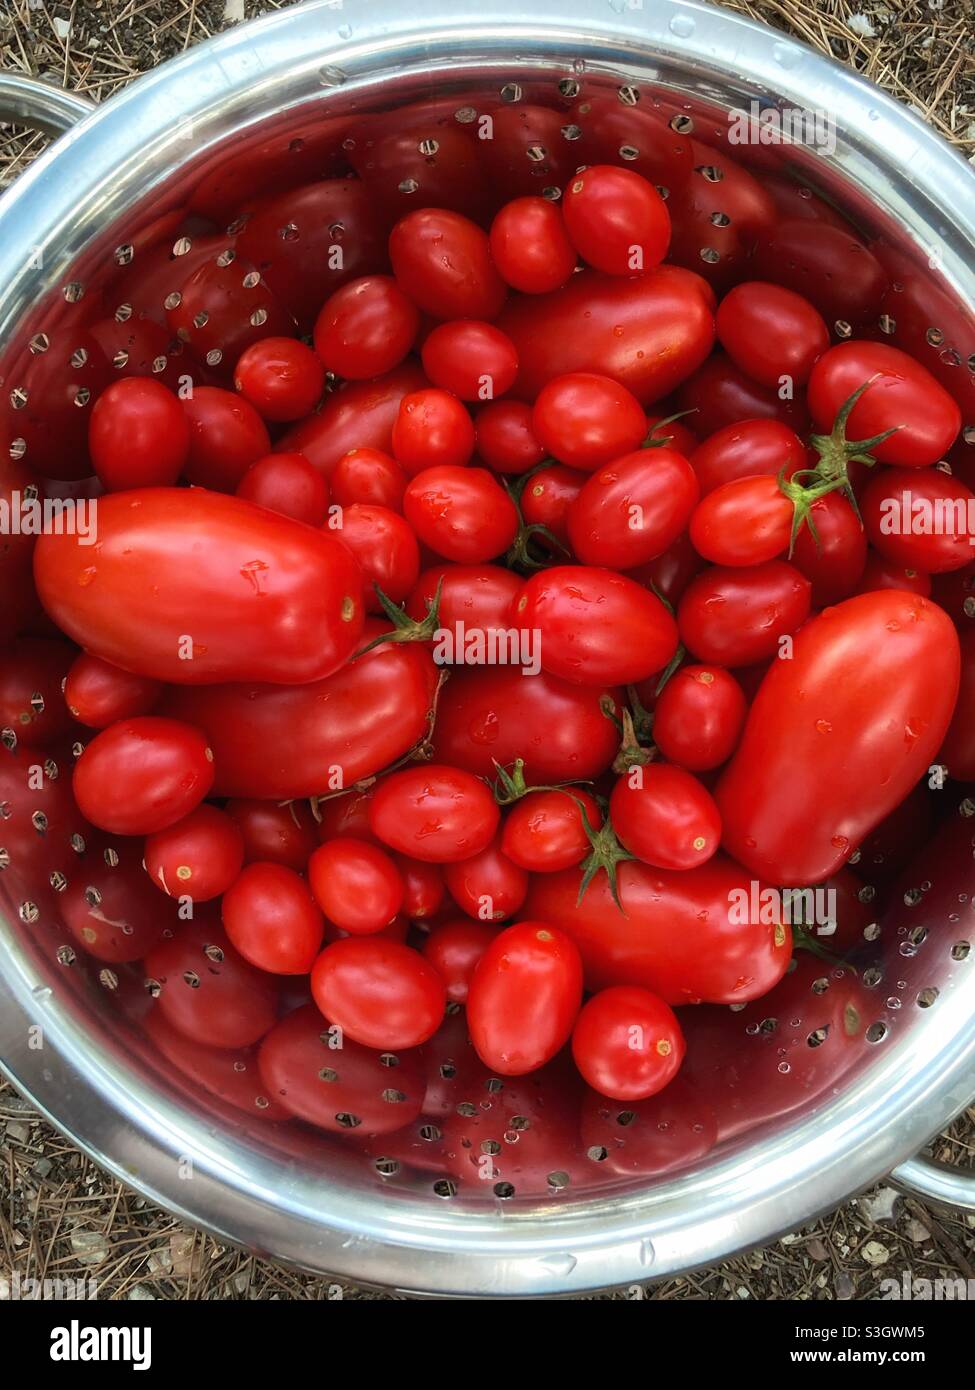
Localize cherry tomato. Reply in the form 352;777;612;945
313;275;420;379
234;336;325;421
0;637;74;748
64;652;161;730
311;937;446;1049
467;922;583;1074
403;465;518;563
236;451;329;526
405;563;521;634
531;373;647;472
330;447;407;511
474;399;546;475
422;919;497;1003
751;219;888;327
421;320;519;403
73;716;214;835
610;764;720;871
678;560;812;667
690;419;808;496
861;466;975;573
89;378;189;490
226;797;319;871
501;788;602;873
567;447;699;568
716;281;829;388
653;665;747;771
308;837;404;935
63;841;176;964
222;862;325;974
395;856;445;921
332;502;419;609
690;474;793;566
145;920;279;1048
180;386;271;491
520;464;585;550
442;833;529;922
489;196;577;294
392;389;475;474
144;803;244;902
278;362;427;478
562;165;670;276
572;986;684;1102
369;764;499;863
389;209;507;321
791;491;867;605
515;566;678;686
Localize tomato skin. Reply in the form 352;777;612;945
145;1012;289;1124
73;716;214;835
474;399;546;475
515;566;678;686
677;353;810;438
442;833;529;922
610;765;721;871
180;386;271;492
751;219;888;326
331;447;407;511
715;281;829;388
311;937;446;1049
222;862;324;974
467;922;583;1075
717;591;960;884
501;788;601;873
937;629;975;780
421;320;519;403
580;1077;717;1177
0;637;74;748
433;666;621;783
791;491;868;606
520;464;585;548
562;165;670;276
531;372;647;472
861;467;975;573
332;502;419;610
233;337;325;422
395;856;445;920
653;665;747;771
690;419;808;496
277;362;428;478
226;797;318;871
236;451;329;526
489;196;577;294
63;842;176;964
858;552;932;598
678;560;812;667
389;209;507;321
309;837;404;935
524;857;791;1005
145;920;279;1049
406;563;520;634
808;342;961;468
498;265;714;405
422;919;497;1003
392;389;476;474
89;378;190;490
64;652;161;730
35;488;365;686
572;986;684;1102
403;465;518;563
257;1003;426;1136
369;764;499;864
144;803;244;902
567;447;699;567
690;474;792;566
313;274;419;380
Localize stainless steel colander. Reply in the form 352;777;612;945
1;0;975;1297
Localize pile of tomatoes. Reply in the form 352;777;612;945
2;90;973;1195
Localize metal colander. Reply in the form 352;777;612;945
1;0;975;1297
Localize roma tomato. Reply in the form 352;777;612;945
791;491;868;606
514;566;678;686
717;591;960;883
531;373;647;471
368;764;499;863
330;447;407;511
567;447;699;567
572;986;684;1102
610;764;721;871
311;937;446;1050
861;467;975;573
0;637;74;748
395;855;445;921
89;378;189;490
226;797;319;871
144;803;244;902
715;281;829;388
422;919;497;1003
277;362;427;478
223;862;324;974
234;336;325;422
474;399;546;475
406;563;521;634
562;165;670;276
308;837;404;935
442;834;528;922
180;386;271;492
63;842;177;964
331;503;419;609
678;561;812;667
313;275;419;380
520;465;585;549
145;920;279;1048
489;196;577;294
690;474;792;566
391;389;475;474
403;465;518;563
652;665;747;771
72;716;214;835
235;451;329;526
389;209;507;321
64;652;161;730
690;419;808;496
35;488;365;685
421;320;519;402
467;922;583;1075
501;787;602;873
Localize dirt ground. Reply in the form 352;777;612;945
0;0;973;1300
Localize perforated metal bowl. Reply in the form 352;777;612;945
1;0;975;1297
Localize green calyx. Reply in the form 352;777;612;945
572;794;633;912
491;756;590;807
501;465;571;573
352;576;444;659
641;408;697;449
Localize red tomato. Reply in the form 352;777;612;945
35;488;365;685
567;447;699;567
690;419;808;496
442;833;528;922
64;652;161;730
717;591;960;883
257;1004;426;1135
145;920;279;1048
222;862;324;974
309;837;404;935
0;637;74;748
89;378;189;490
791;491;868;605
3;324;113;480
562;165;670;276
369;764;499;863
676;353;810;438
861;466;975;573
808;342;961;468
332;502;419;609
690;473;793;566
277;362;427;478
750;219;888;327
502;787;600;875
422;919;497;1003
347;113;490;228
144;803;244;902
653;665;747;771
678;560;812;667
520;465;585;548
489;196;577;294
311;937;446;1049
73;717;214;835
644;413;698;455
403;465;518;563
395;856;445;920
389;209;507;321
405;563;521;633
330;447;407;511
572;986;684;1102
63;841;176;964
236;451;329;526
421;320;519;402
226;797;319;871
314;787;377;844
0;743;90;892
610;764;721;870
514;566;678;686
180;386;271;491
313;275;420;380
531;372;647;471
525;857;791;1004
858;551;932;598
392;389;475;474
715;281;829;388
474;399;546;475
167;251;294;370
234;337;325;421
467;922;583;1074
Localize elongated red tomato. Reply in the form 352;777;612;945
64;652;162;729
572;986;684;1102
524;858;791;1005
405;564;521;634
422;919;497;1004
277;362;428;477
610;765;721;871
562;165;670;277
89;377;190;490
311;937;446;1050
441;833;528;922
690;419;808;496
34;489;364;685
227;798;319;871
145;920;279;1049
689;474;792;566
716;591;960;884
308;837;404;935
467;922;583;1075
501;788;602;873
678;561;812;667
861;467;975;573
73;716;214;835
403;465;518;563
223;862;324;974
144;804;244;902
790;490;867;606
652;665;747;771
368;764;499;863
389;208;507;321
567;447;699;567
314;275;420;380
235;452;329;527
531;372;647;472
489;196;577;295
715;281;829;388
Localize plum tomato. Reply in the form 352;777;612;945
395;855;445;921
652;665;747;771
501;787;602;873
368;764;500;863
403;465;518;564
441;833;529;922
489;195;577;294
72;716;214;836
64;652;162;730
678;560;812;667
308;837;404;935
474;399;546;475
235;451;329;526
531;372;647;471
610;764;721;871
391;389;475;474
690;418;808;496
313;275;420;380
89;377;190;490
331;502;419;609
222;862;324;974
689;474;793;566
562;165;670;276
389;208;508;321
144;803;244;902
421;320;519;402
180;385;271;492
330;447;407;511
567;447;699;568
234;336;326;421
145;920;279;1048
311;937;446;1050
572;986;685;1102
715;281;829;388
226;797;319;871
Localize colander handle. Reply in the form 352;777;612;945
0;73;95;135
892;1155;975;1212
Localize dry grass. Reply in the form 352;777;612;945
0;0;973;1300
